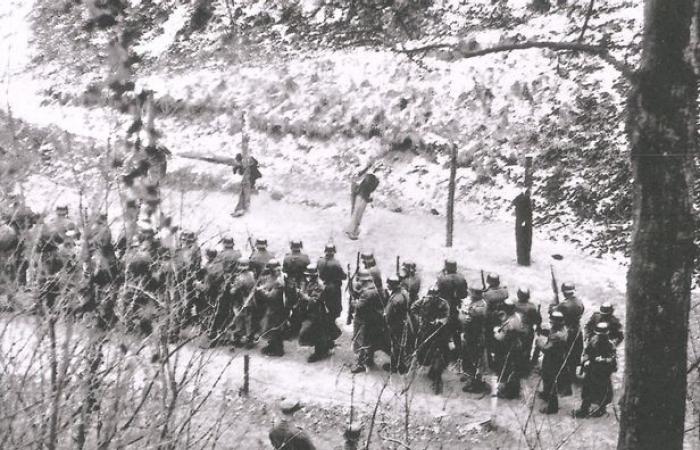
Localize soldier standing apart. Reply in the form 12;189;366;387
383;275;410;373
574;322;617;418
552;282;585;395
411;287;451;394
348;269;385;373
536;310;568;414
493;299;525;399
257;260;286;357
316;243;346;328
283;240;310;338
515;288;542;371
436;259;468;358
268;400;316;450
460;287;489;393
585;302;624;346
297;264;333;362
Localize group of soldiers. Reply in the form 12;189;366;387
0;194;623;418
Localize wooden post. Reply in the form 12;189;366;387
240;354;250;396
524;155;533;194
446;143;457;247
233;113;251;217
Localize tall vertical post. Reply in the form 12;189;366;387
240;354;250;396
446;143;457;247
514;155;533;266
233;112;251;217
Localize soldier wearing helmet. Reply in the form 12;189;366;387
436;259;468;357
282;240;311;338
515;287;542;370
536;310;568;414
219;236;242;274
361;251;384;297
399;261;421;306
383;274;410;374
551;282;585;395
411;287;450;394
585;302;623;345
460;287;489;393
574;322;617;418
298;264;336;363
316;242;346;321
256;259;286;357
348;268;385;374
493;298;525;399
229;257;257;348
250;238;274;278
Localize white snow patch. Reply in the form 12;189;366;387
134;4;190;58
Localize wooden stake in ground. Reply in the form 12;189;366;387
513;155;533;266
446;143;457;247
232;113;251;217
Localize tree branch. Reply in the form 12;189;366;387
398;40;635;80
577;0;596;43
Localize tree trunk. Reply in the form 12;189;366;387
617;1;697;448
446;144;457;247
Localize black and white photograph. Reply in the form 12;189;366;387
0;0;698;448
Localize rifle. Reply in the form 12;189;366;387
245;227;255;256
179;152;238;167
345;252;360;325
396;256;400;278
530;303;542;366
480;270;486;291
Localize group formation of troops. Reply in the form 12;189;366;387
0;195;624;418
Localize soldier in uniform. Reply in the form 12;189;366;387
483;273;509;365
585;302;623;346
47;204;78;241
256;259;286;356
2;194;39;286
229;257;257;347
283;240;311;338
515;288;542;371
383;275;410;373
297;264;334;362
33;228;70;313
361;252;384;298
120;236;162;335
348;269;385;373
493;299;524;399
551;282;585;394
268;400;316;450
173;230;202;328
460;287;489;393
536;310;568;414
250;238;274;278
411;287;451;394
198;248;229;346
399;261;421;306
436;259;468;358
316;243;346;324
574;322;617;418
218;236;241;274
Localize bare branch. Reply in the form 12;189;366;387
577;0;596;43
398;40;635;80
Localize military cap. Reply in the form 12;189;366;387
237;257;250;267
594;322;609;334
503;298;515;311
96;213;108;223
550;310;565;321
267;259;281;269
600;302;614;314
426;286;439;296
360;251;374;260
517;288;530;301
290;240;303;249
221;236;235;247
180;231;195;241
324;243;336;253
279;399;302;415
304;263;318;275
205;248;218;259
56;204;69;214
402;261;416;271
561;282;575;294
486;273;500;285
255;238;268;247
139;224;155;236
